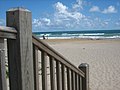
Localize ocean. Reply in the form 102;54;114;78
33;30;120;39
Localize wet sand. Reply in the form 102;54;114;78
44;39;120;90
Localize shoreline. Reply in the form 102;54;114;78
44;38;120;44
42;37;120;41
39;36;120;40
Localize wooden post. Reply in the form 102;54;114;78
6;7;34;90
78;63;89;90
0;39;7;90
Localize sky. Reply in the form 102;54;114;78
0;0;120;32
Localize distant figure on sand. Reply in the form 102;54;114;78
42;35;45;39
42;34;48;39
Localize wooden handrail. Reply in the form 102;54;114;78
0;26;17;33
32;34;85;77
0;26;17;39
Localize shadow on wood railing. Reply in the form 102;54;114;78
0;7;89;90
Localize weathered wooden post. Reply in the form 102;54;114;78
0;39;7;90
78;63;89;90
6;7;34;90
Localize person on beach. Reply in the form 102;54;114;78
43;35;45;39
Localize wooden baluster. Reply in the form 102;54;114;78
33;45;39;90
50;56;55;90
78;75;80;90
61;64;65;90
71;70;75;90
71;70;73;90
41;51;47;90
80;76;82;90
77;74;80;90
73;72;76;90
67;68;71;90
56;61;62;90
75;73;77;90
75;73;79;90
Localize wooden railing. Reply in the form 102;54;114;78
32;35;86;90
0;26;17;90
0;7;89;90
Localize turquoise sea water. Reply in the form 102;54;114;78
33;30;120;39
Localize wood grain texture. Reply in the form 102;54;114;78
7;8;34;90
0;39;7;90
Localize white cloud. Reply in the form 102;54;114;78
32;19;42;27
89;5;117;14
89;6;100;12
32;18;51;28
102;6;117;14
54;2;85;23
54;2;68;13
103;21;108;25
41;18;51;26
72;0;83;9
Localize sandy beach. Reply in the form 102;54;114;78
44;39;120;90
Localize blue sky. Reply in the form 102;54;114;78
0;0;120;32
